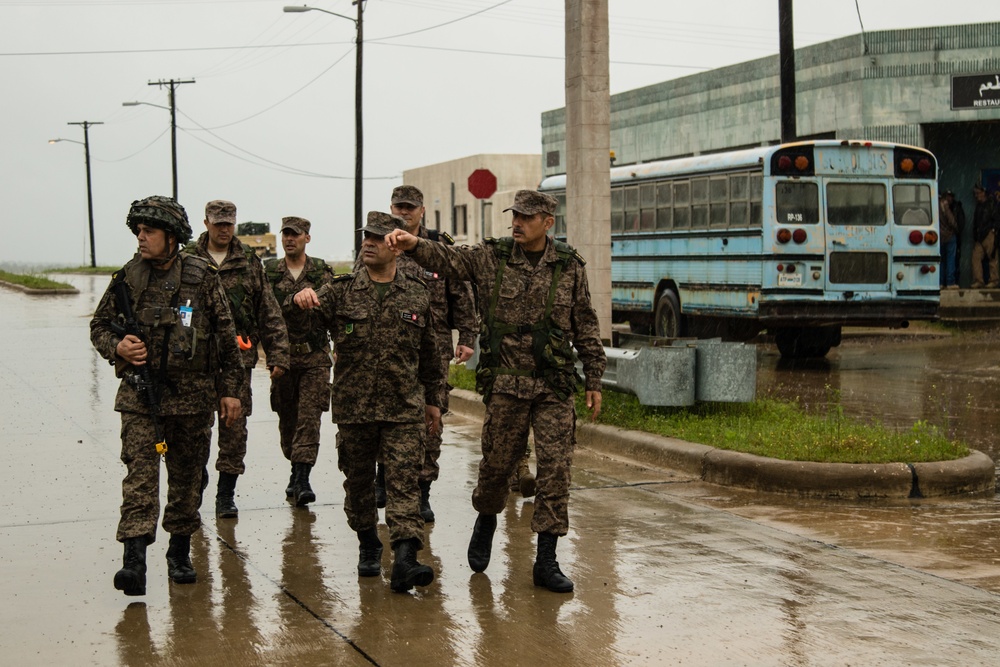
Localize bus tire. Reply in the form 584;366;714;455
654;290;684;338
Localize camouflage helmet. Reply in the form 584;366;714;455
126;196;193;244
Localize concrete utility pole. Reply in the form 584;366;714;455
564;0;612;341
148;78;195;201
778;0;797;143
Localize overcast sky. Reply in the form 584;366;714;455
0;0;991;266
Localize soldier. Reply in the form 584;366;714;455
386;189;606;593
295;211;445;593
183;200;290;518
364;185;478;521
90;196;245;596
264;216;335;506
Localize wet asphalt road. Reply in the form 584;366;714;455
3;274;1000;666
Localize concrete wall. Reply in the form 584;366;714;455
542;22;1000;176
402;154;541;245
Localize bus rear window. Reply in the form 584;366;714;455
775;182;819;224
827;183;887;226
893;184;933;225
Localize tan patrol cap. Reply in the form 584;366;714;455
502;190;558;216
280;216;311;234
205;200;236;224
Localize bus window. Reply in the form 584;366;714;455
691;177;709;228
827;183;886;226
555;193;566;235
640;183;656;231
775;182;819;224
673;181;690;229
730;173;748;201
611;187;624;233
749;174;763;227
625;185;640;232
656;182;672;230
710;176;728;227
730;201;748;227
893;184;933;225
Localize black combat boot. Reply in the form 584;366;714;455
374;463;386;509
390;538;434;593
216;472;239;519
113;537;147;596
467;513;497;573
418;480;435;523
285;464;295;498
532;531;573;593
165;534;197;584
292;462;316;507
357;527;384;577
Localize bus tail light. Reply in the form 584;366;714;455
908;230;924;245
792;229;807;244
924;230;938;245
920;265;937;274
895;148;937;179
777;228;792;244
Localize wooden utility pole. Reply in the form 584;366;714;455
779;0;797;143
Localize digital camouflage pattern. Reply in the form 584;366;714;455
184;233;290;475
409;235;605;535
502;189;558;216
126;196;193;244
476;392;575;533
313;268;446;423
353;224;477;482
90;251;244;544
337;422;426;547
391;185;423;207
264;254;335;465
311;267;445;545
116;411;213;542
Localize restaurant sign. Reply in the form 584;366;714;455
952;72;1000;110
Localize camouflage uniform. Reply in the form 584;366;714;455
313;265;445;547
184;232;289;475
354;225;477;482
409;227;606;536
91;252;245;543
264;254;335;466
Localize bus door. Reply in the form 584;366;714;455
822;179;893;295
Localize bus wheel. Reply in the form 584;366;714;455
654;290;683;338
774;327;834;359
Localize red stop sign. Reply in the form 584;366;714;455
468;169;497;199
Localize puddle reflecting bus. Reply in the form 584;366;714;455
539;140;940;358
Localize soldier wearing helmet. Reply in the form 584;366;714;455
90;195;246;597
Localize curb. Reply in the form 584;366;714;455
0;279;78;295
448;389;996;499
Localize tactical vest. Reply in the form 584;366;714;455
264;256;330;352
475;237;584;401
184;241;259;339
117;254;216;375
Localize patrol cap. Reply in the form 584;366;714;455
205;199;236;224
280;216;311;234
391;185;423;207
502;189;558;217
360;210;406;237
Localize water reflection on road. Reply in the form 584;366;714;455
756;330;1000;463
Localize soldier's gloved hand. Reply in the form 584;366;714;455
294;288;320;309
454;344;474;364
220;397;242;428
116;334;148;366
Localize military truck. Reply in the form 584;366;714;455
236;222;277;258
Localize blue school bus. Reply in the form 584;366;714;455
540;140;940;358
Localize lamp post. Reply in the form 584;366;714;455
123;77;195;201
284;3;364;257
50;120;102;268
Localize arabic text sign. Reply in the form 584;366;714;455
952;73;1000;110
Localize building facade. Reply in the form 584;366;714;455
402;154;541;245
541;22;1000;285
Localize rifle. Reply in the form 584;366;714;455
108;273;168;458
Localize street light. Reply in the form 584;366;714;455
123;77;195;201
284;3;364;257
50;120;102;268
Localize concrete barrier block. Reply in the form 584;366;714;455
617;345;696;406
689;341;757;403
911;450;996;497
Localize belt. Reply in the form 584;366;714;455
290;342;312;355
